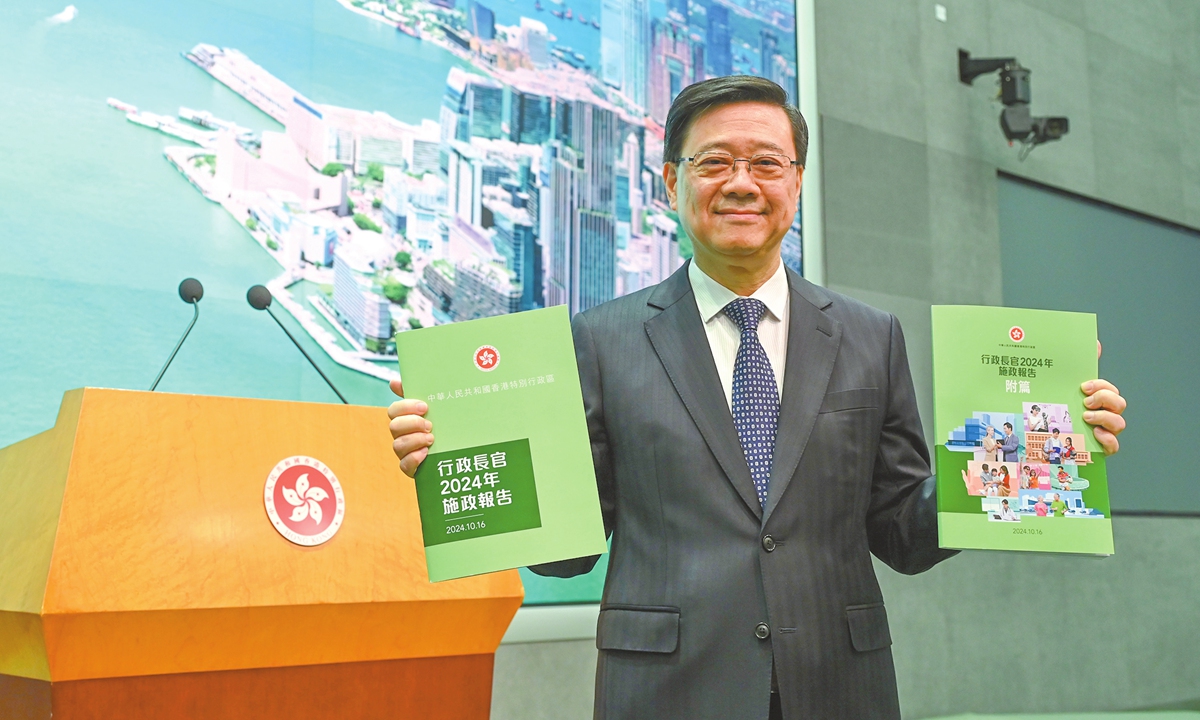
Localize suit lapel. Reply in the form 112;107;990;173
762;270;842;523
645;264;763;520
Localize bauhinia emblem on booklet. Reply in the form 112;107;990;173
396;305;607;582
932;306;1113;556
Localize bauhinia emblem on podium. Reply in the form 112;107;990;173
264;455;346;546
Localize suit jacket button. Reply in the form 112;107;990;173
762;535;776;552
755;623;770;640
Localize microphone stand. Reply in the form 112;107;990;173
150;301;200;391
264;306;349;404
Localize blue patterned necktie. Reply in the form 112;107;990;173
725;298;779;508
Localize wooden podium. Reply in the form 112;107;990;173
0;388;524;720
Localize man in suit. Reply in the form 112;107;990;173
387;77;1128;719
1001;421;1021;462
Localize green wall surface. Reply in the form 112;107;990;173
998;176;1200;512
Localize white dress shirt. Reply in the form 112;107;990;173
687;259;791;411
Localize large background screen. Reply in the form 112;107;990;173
1;0;800;602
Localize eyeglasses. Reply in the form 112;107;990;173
676;151;800;181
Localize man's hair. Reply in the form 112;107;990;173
1004;422;1013;430
1052;428;1060;434
1031;405;1040;411
982;463;990;471
664;76;808;168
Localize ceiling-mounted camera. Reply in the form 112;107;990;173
959;49;1069;160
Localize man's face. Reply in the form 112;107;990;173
663;102;802;268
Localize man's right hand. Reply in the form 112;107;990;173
387;378;435;477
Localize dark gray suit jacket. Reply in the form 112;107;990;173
1001;432;1020;462
532;263;957;720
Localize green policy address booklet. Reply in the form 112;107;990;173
932;306;1113;555
395;305;607;582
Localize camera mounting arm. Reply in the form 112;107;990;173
958;48;1068;159
958;50;1017;85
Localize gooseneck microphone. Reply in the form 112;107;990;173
246;285;349;404
150;278;204;391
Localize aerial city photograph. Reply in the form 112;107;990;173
104;0;802;380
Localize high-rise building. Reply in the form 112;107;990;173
769;53;798;103
544;143;579;309
691;33;705;84
615;173;631;223
568;100;619;214
440;68;503;142
600;0;650;110
517;156;538;221
481;157;514;188
440;69;469;143
446;141;484;227
620;131;644;228
600;0;623;90
650;19;703;123
469;1;495;40
510;90;552;145
574;209;616;312
553;98;572;143
706;4;731;77
623;0;651;110
333;244;394;353
519;18;550;67
760;29;778;76
648;212;682;285
486;197;542;311
759;29;797;101
466;79;503;140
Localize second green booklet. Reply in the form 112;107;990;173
395;305;607;582
932;305;1113;555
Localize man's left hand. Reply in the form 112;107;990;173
1082;341;1126;455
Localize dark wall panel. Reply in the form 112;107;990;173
999;175;1200;512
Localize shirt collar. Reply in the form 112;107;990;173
688;258;790;324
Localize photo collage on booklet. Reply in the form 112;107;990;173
945;402;1100;523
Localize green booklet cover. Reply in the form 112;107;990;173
395;305;607;581
932;306;1113;555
